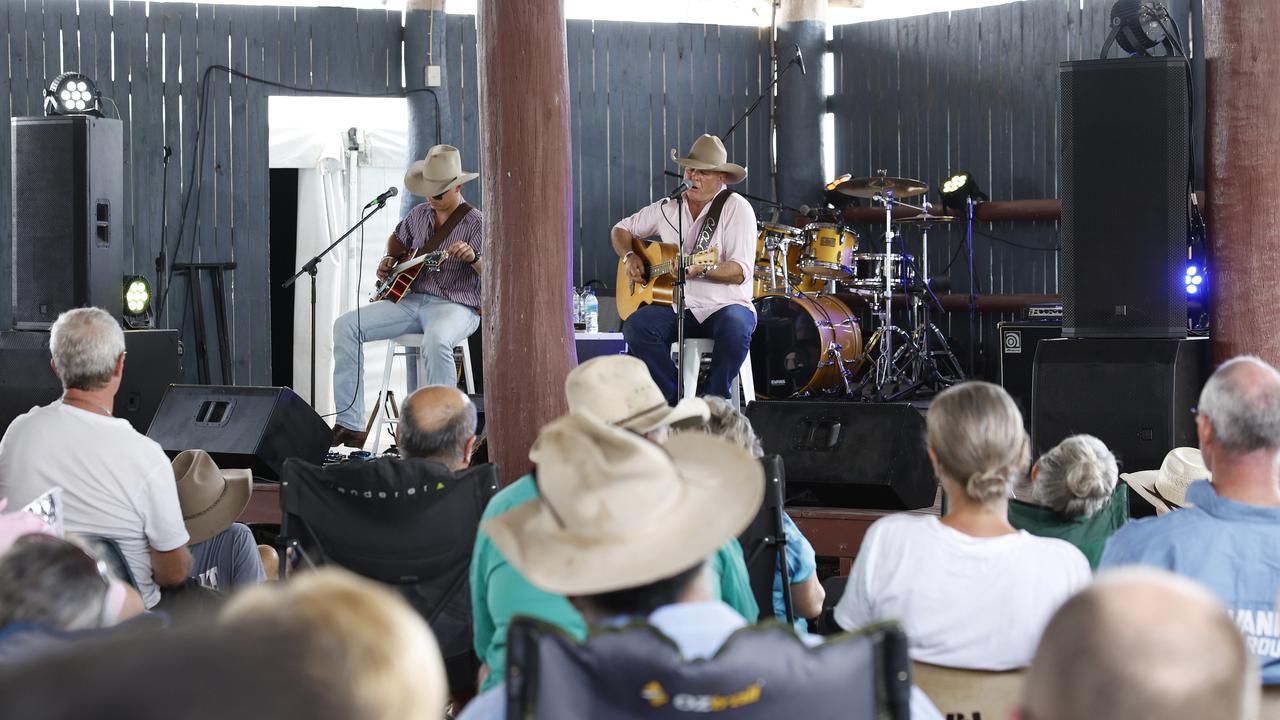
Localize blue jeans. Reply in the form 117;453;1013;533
622;304;756;403
332;293;480;431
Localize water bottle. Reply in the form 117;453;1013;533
573;287;586;331
584;286;599;333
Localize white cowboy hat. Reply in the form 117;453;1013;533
1119;447;1209;515
671;134;748;185
404;144;479;198
566;355;709;435
172;450;253;544
483;412;763;596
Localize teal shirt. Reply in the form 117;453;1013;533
470;474;759;692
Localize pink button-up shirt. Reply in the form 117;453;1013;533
613;188;757;323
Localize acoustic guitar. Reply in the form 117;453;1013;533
615;238;720;320
369;249;448;303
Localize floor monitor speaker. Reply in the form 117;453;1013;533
746;400;935;510
1032;337;1208;470
1059;58;1188;339
147;385;329;480
11;116;123;328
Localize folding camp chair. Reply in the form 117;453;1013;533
736;454;792;624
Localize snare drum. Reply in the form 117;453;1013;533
846;252;917;291
750;293;863;398
753;222;822;296
799;223;859;280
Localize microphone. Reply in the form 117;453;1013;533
365;186;398;208
798;204;819;220
664;180;692;201
794;44;806;76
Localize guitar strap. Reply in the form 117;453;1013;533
419;202;474;255
692;190;734;253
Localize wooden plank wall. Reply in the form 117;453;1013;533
1;4;770;383
831;0;1202;379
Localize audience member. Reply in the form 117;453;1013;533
833;381;1091;669
223;567;448;720
469;355;758;694
1101;355;1280;682
0;622;365;720
397;385;478;469
459;411;764;719
1119;446;1208;515
676;395;824;629
172;450;272;590
1020;568;1258;720
1009;434;1126;568
0;308;190;608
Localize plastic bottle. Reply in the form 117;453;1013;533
573;287;585;331
584;286;599;333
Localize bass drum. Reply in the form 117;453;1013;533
750;293;863;398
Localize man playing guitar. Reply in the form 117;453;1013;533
330;144;482;448
611;134;757;404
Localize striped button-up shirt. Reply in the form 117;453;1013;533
397;201;484;311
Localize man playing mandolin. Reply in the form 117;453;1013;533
611;134;757;404
330;144;482;448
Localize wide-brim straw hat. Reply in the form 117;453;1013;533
671;134;748;185
172;450;253;544
566;355;709;435
1119;447;1209;515
484;412;764;597
404;144;479;198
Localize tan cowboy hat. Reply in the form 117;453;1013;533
171;450;253;544
566;355;709;435
671;134;747;185
404;144;479;198
1120;447;1210;515
484;412;763;596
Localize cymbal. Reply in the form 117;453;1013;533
894;213;958;225
835;175;930;199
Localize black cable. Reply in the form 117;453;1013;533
973;227;1060;252
322;208;371;422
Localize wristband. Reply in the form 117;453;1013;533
623;251;636;262
466;255;481;265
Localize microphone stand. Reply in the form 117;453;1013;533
674;192;688;401
721;52;802;142
283;199;392;408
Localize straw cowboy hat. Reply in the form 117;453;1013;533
671;134;748;185
566;355;709;435
404;144;479;198
484;412;763;596
1120;447;1210;515
172;450;253;544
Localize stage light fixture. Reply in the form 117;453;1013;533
1103;0;1180;58
43;73;103;117
938;171;987;213
1185;264;1205;296
123;276;154;328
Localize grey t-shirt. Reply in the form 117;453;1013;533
190;522;265;591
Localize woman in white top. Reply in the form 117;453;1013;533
833;381;1091;670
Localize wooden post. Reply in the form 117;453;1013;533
476;0;576;482
1204;0;1280;365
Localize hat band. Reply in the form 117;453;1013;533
425;174;459;187
616;401;670;428
184;480;232;522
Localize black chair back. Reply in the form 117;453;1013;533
736;454;790;623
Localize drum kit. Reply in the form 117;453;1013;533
750;172;966;402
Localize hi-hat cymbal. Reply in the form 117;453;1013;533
894;213;958;225
835;175;930;199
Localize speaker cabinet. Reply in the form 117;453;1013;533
11;116;123;329
0;329;180;436
1032;337;1208;470
745;401;936;510
147;385;330;480
998;321;1062;437
1059;58;1188;339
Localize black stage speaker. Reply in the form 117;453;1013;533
998;321;1062;436
0;329;180;436
147;385;329;480
746;401;935;510
11;116;123;328
1059;58;1188;339
1032;337;1208;471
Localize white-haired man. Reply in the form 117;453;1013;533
1101;355;1280;683
1020;568;1258;720
0;308;190;609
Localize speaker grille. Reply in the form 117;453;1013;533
1059;58;1188;339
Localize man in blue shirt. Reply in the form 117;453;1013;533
1101;355;1280;683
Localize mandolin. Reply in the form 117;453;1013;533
369;250;448;303
615;238;720;320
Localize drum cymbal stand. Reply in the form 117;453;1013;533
853;182;918;401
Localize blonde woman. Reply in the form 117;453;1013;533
832;382;1091;670
222;568;447;719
